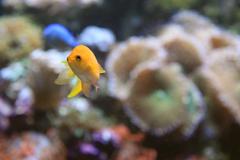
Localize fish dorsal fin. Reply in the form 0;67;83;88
98;64;105;74
67;79;82;98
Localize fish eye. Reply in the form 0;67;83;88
76;55;81;61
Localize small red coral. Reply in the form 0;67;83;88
110;124;144;143
114;143;157;160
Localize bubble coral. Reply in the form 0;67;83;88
106;37;166;100
0;59;30;103
0;60;28;82
27;49;68;111
0;16;42;67
0;97;12;131
126;61;205;139
0;132;66;160
55;97;112;138
14;86;33;115
194;48;240;129
78;26;116;52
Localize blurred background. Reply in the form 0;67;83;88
0;0;240;160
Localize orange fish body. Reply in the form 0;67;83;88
55;45;105;98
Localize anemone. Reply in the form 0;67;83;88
126;61;205;138
106;37;166;100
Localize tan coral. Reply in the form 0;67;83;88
106;37;166;100
159;29;206;73
0;16;42;67
172;10;215;33
193;28;240;51
171;11;240;52
194;48;240;128
27;49;68;110
126;61;205;138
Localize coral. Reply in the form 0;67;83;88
92;128;120;155
159;26;206;73
0;59;30;104
146;0;197;11
172;10;215;33
114;142;157;160
126;61;205;138
193;28;240;51
43;23;77;49
0;16;42;67
14;86;33;115
0;97;12;131
3;0;103;11
202;146;229;160
106;37;166;100
78;26;116;52
93;124;143;146
68;142;107;160
55;97;112;138
0;60;28;82
171;10;240;52
194;48;240;129
27;49;68;110
0;132;66;160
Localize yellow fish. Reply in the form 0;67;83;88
55;45;105;98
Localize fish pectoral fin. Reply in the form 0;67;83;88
82;82;91;97
67;79;82;98
98;64;105;74
55;64;74;85
62;60;68;64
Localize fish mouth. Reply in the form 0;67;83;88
67;56;74;63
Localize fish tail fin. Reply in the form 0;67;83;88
67;79;82;98
82;82;91;97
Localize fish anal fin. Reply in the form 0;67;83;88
67;79;82;98
95;85;99;92
82;82;91;97
98;63;105;74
